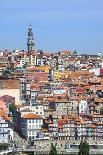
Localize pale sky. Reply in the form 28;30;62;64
0;0;103;54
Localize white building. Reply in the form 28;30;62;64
18;104;44;118
0;117;13;143
20;113;43;141
30;104;44;118
20;55;36;67
78;100;88;114
89;68;100;76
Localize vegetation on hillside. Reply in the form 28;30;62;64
49;143;58;155
78;140;89;155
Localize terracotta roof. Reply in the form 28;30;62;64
22;113;42;119
76;71;93;75
95;98;103;103
89;112;98;116
86;125;96;129
82;118;89;121
41;129;48;132
96;86;103;90
5;114;10;121
44;108;55;111
26;66;50;71
58;125;63;129
0;109;5;117
0;109;10;120
77;121;86;125
95;122;103;125
71;81;87;85
93;114;103;118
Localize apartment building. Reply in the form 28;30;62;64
20;113;43;141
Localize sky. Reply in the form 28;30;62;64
0;0;103;54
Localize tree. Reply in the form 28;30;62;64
2;69;11;76
49;143;57;155
9;104;16;115
78;140;89;155
0;143;9;150
2;65;15;77
100;108;103;115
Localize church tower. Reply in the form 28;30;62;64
27;25;35;52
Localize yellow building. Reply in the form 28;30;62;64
35;66;50;73
54;70;72;81
54;71;61;81
26;66;50;74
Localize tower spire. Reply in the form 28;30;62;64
27;25;35;52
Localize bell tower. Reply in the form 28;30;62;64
27;25;35;52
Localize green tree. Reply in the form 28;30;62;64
100;108;103;115
9;104;16;115
2;65;15;77
49;143;57;155
2;69;11;76
0;143;9;150
78;140;89;155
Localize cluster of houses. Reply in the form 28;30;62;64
0;26;103;145
0;96;14;143
0;49;103;145
0;49;101;143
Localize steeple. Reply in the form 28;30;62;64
27;25;35;52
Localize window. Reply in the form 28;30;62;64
29;131;31;135
36;124;38;129
39;124;41;128
32;130;34;135
29;119;31;123
36;120;38;123
40;112;42;114
32;125;34;129
39;119;41;123
36;107;38;109
29;125;31;129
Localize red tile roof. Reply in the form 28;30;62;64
22;113;42;119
